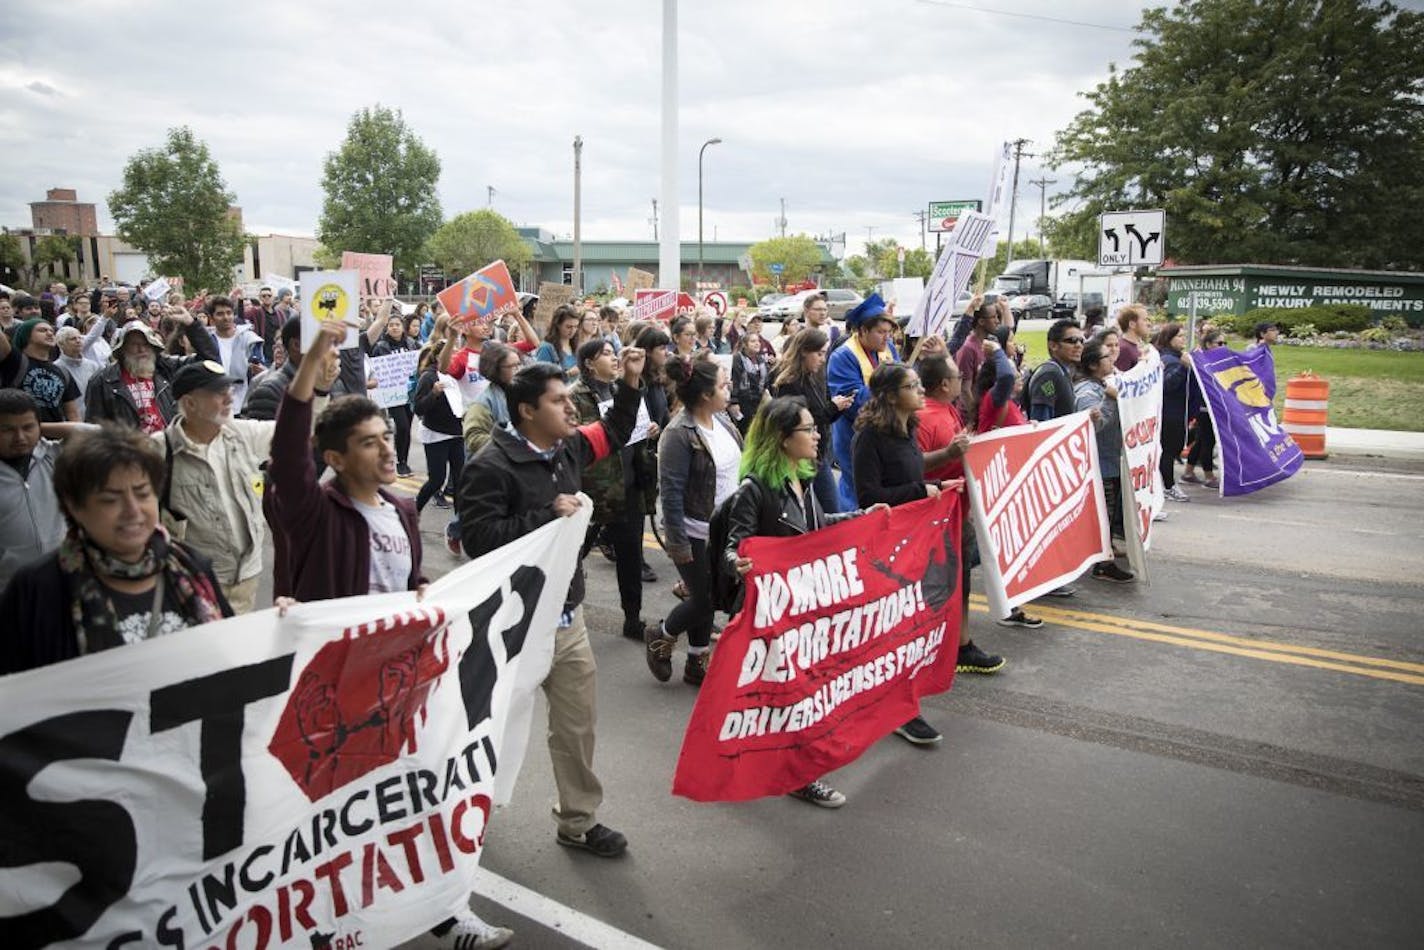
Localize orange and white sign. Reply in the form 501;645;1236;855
437;260;519;327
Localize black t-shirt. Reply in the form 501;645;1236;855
93;582;191;653
0;349;80;422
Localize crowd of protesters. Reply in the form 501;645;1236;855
0;273;1232;948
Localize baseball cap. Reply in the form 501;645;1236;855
172;360;234;400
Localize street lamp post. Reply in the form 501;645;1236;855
573;135;583;293
698;137;722;292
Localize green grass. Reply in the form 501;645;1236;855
1007;328;1424;431
1246;339;1424;432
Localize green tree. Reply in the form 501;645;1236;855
108;127;246;289
33;235;79;281
1038;213;1096;262
312;244;342;270
1049;0;1424;269
0;233;28;284
748;234;824;286
872;240;934;281
424;210;532;280
318;105;443;275
841;254;870;280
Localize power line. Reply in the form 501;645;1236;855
915;0;1139;33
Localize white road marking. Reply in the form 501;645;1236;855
1214;513;1397;536
1301;467;1424;482
471;866;666;949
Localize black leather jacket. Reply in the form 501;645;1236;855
720;473;862;580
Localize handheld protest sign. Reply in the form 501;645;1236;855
437;260;518;327
299;270;360;349
962;412;1114;618
341;252;396;300
532;281;577;337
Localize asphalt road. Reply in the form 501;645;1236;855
276;452;1424;949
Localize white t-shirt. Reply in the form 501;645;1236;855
353;497;413;593
214;331;258;411
684;419;741;541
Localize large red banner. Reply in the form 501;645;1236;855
962;412;1112;618
673;493;963;802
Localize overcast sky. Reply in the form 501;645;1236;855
2;0;1164;256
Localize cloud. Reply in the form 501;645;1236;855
0;0;1146;254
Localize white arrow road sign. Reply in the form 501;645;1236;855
1099;209;1166;268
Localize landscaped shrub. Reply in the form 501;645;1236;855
1241;304;1373;334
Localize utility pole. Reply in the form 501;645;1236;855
865;225;876;247
649;199;659;240
777;198;787;238
658;0;679;290
573;135;583;293
912;210;928;251
1004;138;1033;265
1029;176;1056;258
487;185;495;208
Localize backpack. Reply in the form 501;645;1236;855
1017;361;1040;416
1021;359;1068;418
706;476;777;614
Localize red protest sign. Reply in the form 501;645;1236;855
633;288;696;322
962;412;1113;619
633;289;677;322
341;251;395;299
438;260;519;326
673;493;963;802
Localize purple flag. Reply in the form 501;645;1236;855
1191;345;1303;496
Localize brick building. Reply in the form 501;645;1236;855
29;187;98;235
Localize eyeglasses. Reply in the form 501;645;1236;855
899;382;925;391
791;425;817;434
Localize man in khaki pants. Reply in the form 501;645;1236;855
460;348;647;857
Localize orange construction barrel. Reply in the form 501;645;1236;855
1283;372;1329;458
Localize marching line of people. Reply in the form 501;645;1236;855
0;277;1224;948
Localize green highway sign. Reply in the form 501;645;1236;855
928;200;983;232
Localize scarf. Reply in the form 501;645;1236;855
738;352;765;385
846;334;890;386
57;526;224;655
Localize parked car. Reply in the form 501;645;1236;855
761;287;863;320
1008;293;1053;321
1056;292;1105;318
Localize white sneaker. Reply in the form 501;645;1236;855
1152;510;1169;522
1165;486;1191;502
412;909;514;950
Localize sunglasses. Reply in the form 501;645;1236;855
1062;337;1085;344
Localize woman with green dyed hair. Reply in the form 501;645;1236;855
720;395;886;810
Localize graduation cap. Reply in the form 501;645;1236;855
845;292;891;329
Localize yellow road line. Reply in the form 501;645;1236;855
967;594;1424;676
965;603;1424;687
629;536;1421;686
